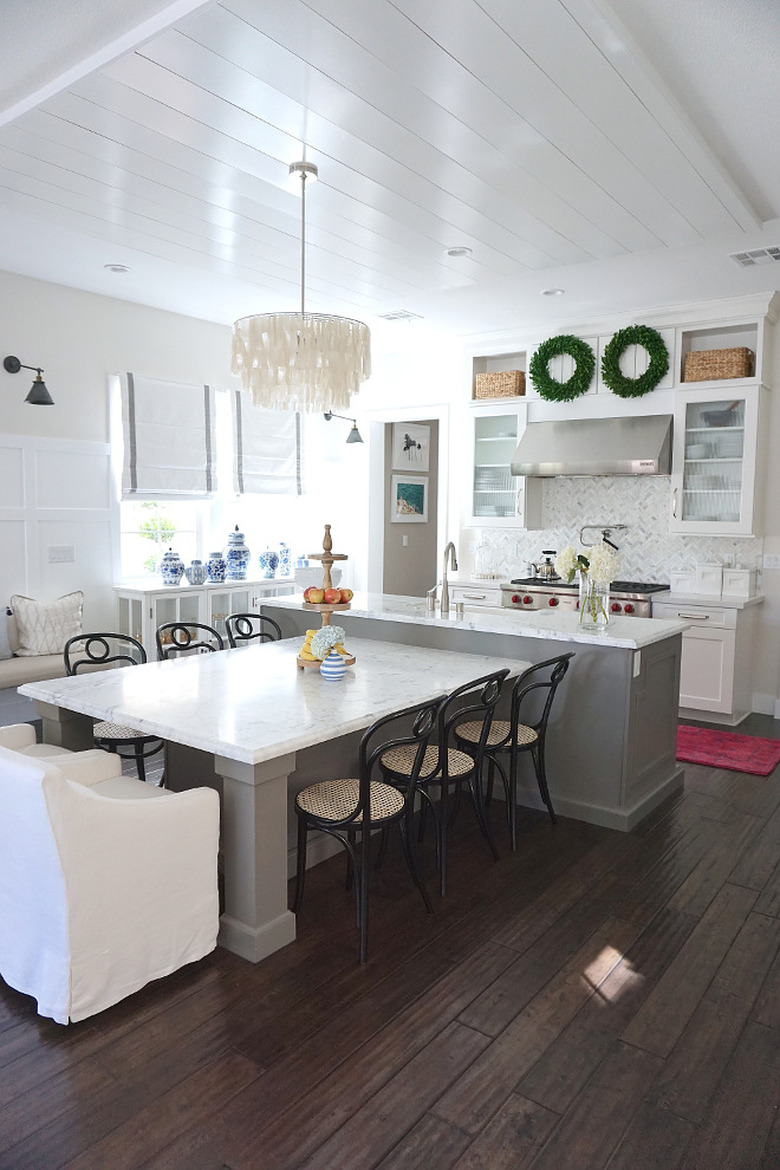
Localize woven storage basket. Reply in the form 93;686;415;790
474;370;525;399
684;347;754;382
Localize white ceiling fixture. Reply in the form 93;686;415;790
231;161;371;413
729;247;780;267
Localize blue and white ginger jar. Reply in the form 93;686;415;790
225;526;250;580
184;559;207;585
258;548;279;579
160;548;184;586
206;551;226;583
278;542;292;578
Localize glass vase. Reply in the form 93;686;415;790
578;572;610;632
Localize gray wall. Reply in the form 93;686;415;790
382;420;438;597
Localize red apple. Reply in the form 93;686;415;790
339;588;353;603
323;587;341;604
307;587;325;604
303;586;316;601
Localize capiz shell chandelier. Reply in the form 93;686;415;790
231;162;371;413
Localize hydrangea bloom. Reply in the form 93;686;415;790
554;543;619;585
310;624;346;660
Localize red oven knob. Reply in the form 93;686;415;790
511;594;520;604
611;602;622;613
548;597;559;607
523;595;533;605
623;603;634;614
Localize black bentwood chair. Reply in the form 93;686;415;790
155;622;225;660
292;695;445;964
455;652;574;847
64;633;164;783
224;613;282;648
379;668;510;897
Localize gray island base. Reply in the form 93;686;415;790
263;593;687;833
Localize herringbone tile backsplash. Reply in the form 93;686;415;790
472;476;763;583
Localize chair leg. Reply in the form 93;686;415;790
358;824;371;964
398;809;433;914
533;744;557;824
292;815;308;914
134;743;147;783
467;772;500;861
374;824;389;871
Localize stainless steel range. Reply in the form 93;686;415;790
500;578;670;618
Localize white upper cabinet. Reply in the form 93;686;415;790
468;401;542;530
670;385;763;535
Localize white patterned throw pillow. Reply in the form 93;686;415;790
10;591;84;656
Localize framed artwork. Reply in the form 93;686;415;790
392;423;430;472
391;474;428;523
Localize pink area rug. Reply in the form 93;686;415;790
676;724;780;776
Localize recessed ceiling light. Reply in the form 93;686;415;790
541;287;565;296
104;263;130;273
446;246;473;258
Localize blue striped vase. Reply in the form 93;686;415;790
320;650;347;681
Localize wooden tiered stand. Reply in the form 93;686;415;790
296;524;356;669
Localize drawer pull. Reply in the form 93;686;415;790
462;593;488;600
678;612;709;620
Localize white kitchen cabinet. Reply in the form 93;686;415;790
670;385;764;535
448;581;503;608
115;577;295;655
653;599;760;724
468;402;542;529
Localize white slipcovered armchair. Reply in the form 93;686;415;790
0;732;220;1024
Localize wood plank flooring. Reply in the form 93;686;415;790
2;743;780;1168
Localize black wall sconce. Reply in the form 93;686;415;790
323;410;363;443
3;356;54;405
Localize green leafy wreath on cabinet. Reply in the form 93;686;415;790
529;334;595;402
601;324;669;398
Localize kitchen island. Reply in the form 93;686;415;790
263;593;690;833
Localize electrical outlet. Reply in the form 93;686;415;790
48;545;75;563
763;554;780;570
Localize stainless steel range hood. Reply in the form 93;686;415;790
510;414;673;477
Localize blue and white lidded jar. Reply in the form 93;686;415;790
206;551;226;583
160;547;185;586
320;650;347;681
258;548;280;579
278;542;292;578
184;559;207;585
225;526;250;580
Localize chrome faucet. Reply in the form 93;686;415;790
440;541;458;616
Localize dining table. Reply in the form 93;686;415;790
20;636;527;963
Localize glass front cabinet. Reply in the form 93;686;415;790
115;578;295;655
468;403;542;529
670;385;763;535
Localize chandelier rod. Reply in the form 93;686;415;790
300;167;307;316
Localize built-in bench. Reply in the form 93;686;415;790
0;610;67;692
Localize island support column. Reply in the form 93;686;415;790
214;752;298;962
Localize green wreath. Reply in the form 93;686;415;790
529;334;595;402
601;325;669;398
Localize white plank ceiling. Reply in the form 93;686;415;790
0;0;778;336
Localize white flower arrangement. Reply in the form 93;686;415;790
310;624;346;660
554;543;619;585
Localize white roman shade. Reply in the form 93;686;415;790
231;391;303;495
121;374;217;499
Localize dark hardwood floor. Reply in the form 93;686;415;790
2;737;780;1168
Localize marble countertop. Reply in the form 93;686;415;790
265;591;689;650
20;637;528;766
656;592;764;610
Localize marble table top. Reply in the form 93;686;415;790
265;591;690;650
20;637;528;766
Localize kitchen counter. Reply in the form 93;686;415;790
265;591;689;649
262;591;686;832
659;592;764;611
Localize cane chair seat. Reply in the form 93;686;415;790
295;778;404;822
93;721;157;743
456;720;538;748
380;743;474;778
